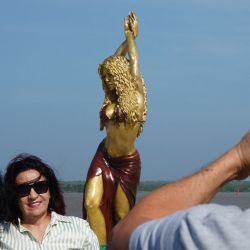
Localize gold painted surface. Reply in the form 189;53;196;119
114;183;130;221
84;175;107;244
98;12;147;154
84;12;147;244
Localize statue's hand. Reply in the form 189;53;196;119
124;11;138;38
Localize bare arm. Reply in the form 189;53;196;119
114;33;139;78
114;12;143;96
124;12;139;78
108;132;250;250
114;12;140;77
114;40;128;57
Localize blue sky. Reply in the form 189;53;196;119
1;0;250;181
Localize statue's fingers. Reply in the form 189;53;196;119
131;12;137;22
124;17;130;30
128;15;133;25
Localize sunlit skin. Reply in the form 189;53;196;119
108;132;250;250
15;169;51;241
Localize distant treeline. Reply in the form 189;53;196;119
60;181;85;193
220;181;250;192
59;180;250;193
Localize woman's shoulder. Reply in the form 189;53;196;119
0;221;12;234
53;212;91;229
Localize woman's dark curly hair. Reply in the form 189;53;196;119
4;153;65;224
0;174;8;222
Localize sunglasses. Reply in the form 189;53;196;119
15;180;49;197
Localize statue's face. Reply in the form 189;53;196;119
102;69;115;91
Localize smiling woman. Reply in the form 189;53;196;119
2;154;99;250
15;169;51;237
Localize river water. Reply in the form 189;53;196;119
64;192;250;217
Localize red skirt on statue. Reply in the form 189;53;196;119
82;139;141;237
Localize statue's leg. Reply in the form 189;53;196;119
114;183;130;222
84;175;107;244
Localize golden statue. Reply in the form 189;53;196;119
82;12;147;245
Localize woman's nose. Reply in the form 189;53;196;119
28;188;39;199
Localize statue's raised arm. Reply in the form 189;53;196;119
115;11;139;76
99;12;146;137
83;12;147;247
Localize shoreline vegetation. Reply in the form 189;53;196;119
60;180;250;193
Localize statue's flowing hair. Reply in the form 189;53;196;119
98;55;147;136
